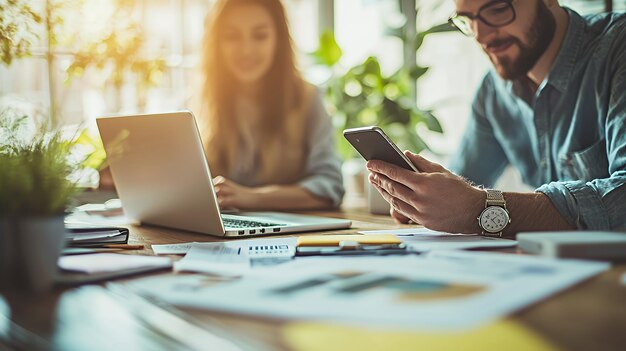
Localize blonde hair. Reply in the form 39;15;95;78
197;0;312;185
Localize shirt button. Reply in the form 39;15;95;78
540;159;548;168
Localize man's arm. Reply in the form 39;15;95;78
502;192;574;237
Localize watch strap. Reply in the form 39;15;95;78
485;189;506;208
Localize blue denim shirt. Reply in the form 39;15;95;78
449;9;626;230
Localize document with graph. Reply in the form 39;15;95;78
119;251;608;330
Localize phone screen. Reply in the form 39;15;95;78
343;127;418;172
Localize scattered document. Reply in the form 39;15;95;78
174;245;251;276
360;227;517;251
58;253;171;274
152;243;198;255
153;237;296;258
171;237;297;276
236;237;295;259
122;251;608;331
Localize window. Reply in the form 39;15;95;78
0;0;324;128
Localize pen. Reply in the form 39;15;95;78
101;244;144;250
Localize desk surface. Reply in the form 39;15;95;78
1;207;626;351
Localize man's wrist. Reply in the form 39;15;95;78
465;186;488;234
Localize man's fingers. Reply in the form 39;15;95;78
390;208;411;224
367;160;424;190
404;151;448;173
369;172;420;206
373;184;419;221
213;176;228;185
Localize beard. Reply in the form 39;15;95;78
489;0;557;80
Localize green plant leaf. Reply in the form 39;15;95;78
384;26;405;40
423;22;457;35
424;111;444;133
409;65;429;80
362;56;382;76
414;32;426;51
311;31;343;67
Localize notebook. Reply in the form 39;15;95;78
65;226;129;247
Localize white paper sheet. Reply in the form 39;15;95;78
59;254;171;274
64;209;133;226
152;243;198;255
153;237;296;257
359;227;517;251
168;237;297;276
361;227;454;236
122;251;608;331
174;245;251;276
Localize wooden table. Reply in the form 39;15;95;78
1;207;625;351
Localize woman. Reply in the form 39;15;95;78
196;0;344;211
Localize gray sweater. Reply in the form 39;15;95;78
230;90;345;207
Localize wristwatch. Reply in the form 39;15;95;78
477;189;511;237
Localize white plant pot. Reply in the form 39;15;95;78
366;181;391;215
342;158;367;197
0;216;65;293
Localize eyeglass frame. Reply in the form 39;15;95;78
448;0;517;37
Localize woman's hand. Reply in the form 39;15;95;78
98;167;116;191
213;176;259;210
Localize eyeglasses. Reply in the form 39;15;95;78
449;0;517;37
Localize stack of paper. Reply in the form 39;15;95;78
65;227;128;247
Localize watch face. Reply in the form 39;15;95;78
479;206;510;233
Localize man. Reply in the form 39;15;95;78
367;0;626;237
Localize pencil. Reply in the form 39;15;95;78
101;244;144;250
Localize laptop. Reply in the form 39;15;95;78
96;111;351;237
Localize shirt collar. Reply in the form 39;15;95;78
545;8;586;94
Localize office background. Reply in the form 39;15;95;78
1;0;623;192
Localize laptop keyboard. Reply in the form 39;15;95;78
222;217;284;229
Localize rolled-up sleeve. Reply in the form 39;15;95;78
536;176;626;230
537;37;626;230
298;90;345;207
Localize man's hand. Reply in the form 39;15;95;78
367;151;485;233
390;207;412;224
213;176;259;210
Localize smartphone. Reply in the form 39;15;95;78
343;126;419;172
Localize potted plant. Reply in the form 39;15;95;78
311;22;454;212
0;111;91;293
